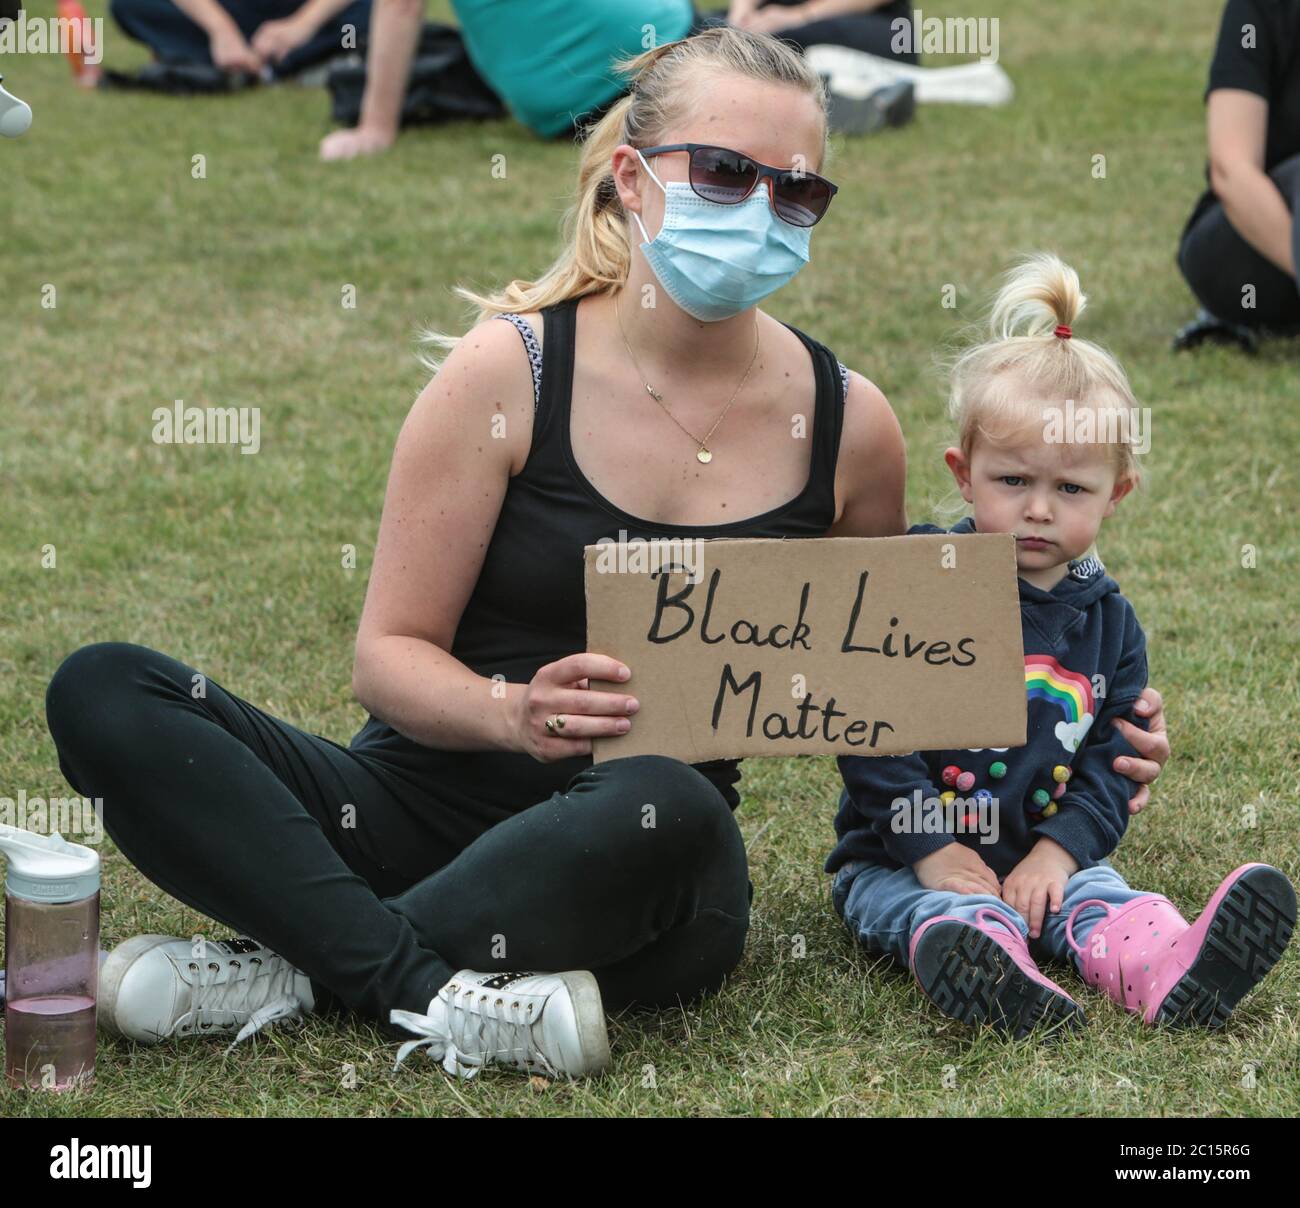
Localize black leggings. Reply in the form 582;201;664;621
1178;151;1300;330
45;643;750;1031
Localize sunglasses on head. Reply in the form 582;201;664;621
637;142;838;228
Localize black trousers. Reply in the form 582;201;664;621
109;0;373;77
1178;151;1300;330
45;643;750;1031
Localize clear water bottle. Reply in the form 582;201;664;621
0;824;100;1091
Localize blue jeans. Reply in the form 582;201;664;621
831;857;1151;974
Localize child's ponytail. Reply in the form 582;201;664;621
989;252;1086;342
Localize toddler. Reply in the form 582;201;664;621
829;253;1296;1037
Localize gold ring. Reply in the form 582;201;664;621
545;714;566;733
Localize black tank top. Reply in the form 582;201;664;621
352;295;849;818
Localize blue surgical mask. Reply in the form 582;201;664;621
631;149;812;322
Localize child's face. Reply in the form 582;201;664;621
944;420;1132;589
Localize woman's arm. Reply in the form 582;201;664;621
1207;88;1296;276
319;0;423;160
352;318;533;751
352;318;639;761
826;370;908;538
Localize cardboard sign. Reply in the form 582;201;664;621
585;534;1026;763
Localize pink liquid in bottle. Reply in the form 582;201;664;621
1;826;101;1092
5;994;97;1091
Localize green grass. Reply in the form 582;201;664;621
3;0;1298;1117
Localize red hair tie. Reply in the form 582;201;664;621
1054;324;1072;340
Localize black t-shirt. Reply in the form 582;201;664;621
1186;0;1300;234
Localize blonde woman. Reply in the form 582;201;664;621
46;28;1168;1081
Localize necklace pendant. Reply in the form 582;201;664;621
696;447;713;464
646;384;663;402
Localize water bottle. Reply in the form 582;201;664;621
0;824;100;1091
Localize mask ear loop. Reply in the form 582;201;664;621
630;149;666;244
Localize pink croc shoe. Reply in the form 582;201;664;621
1066;863;1296;1027
909;908;1085;1039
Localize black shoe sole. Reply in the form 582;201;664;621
1172;312;1259;353
825;80;915;137
1155;865;1296;1028
912;920;1085;1039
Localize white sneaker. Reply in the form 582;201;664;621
98;935;315;1052
389;970;610;1080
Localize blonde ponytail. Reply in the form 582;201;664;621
990;251;1086;340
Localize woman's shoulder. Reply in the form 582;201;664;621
839;366;900;454
493;308;545;349
409;314;539;472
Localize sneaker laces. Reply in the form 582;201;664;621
175;948;306;1052
389;982;556;1079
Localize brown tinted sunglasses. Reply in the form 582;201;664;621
638;142;839;227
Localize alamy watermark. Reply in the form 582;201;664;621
0;11;103;66
1;790;104;844
891;789;1001;845
592;530;705;585
1042;400;1151;455
891;8;1000;63
152;400;261;454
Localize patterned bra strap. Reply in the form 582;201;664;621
495;312;544;410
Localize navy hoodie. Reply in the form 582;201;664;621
827;518;1150;879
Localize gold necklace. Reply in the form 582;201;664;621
615;295;760;464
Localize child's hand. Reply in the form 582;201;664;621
914;843;1002;897
1002;838;1079;938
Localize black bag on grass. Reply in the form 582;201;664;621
327;21;504;128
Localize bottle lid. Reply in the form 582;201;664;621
0;823;100;903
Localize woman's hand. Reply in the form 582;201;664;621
510;654;640;762
1111;687;1169;815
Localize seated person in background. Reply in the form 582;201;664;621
321;0;697;159
111;0;372;79
1175;0;1300;350
721;0;917;60
319;0;917;161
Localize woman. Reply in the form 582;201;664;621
47;27;1169;1081
1175;0;1299;349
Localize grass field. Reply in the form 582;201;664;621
3;0;1298;1117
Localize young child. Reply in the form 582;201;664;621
828;253;1296;1038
